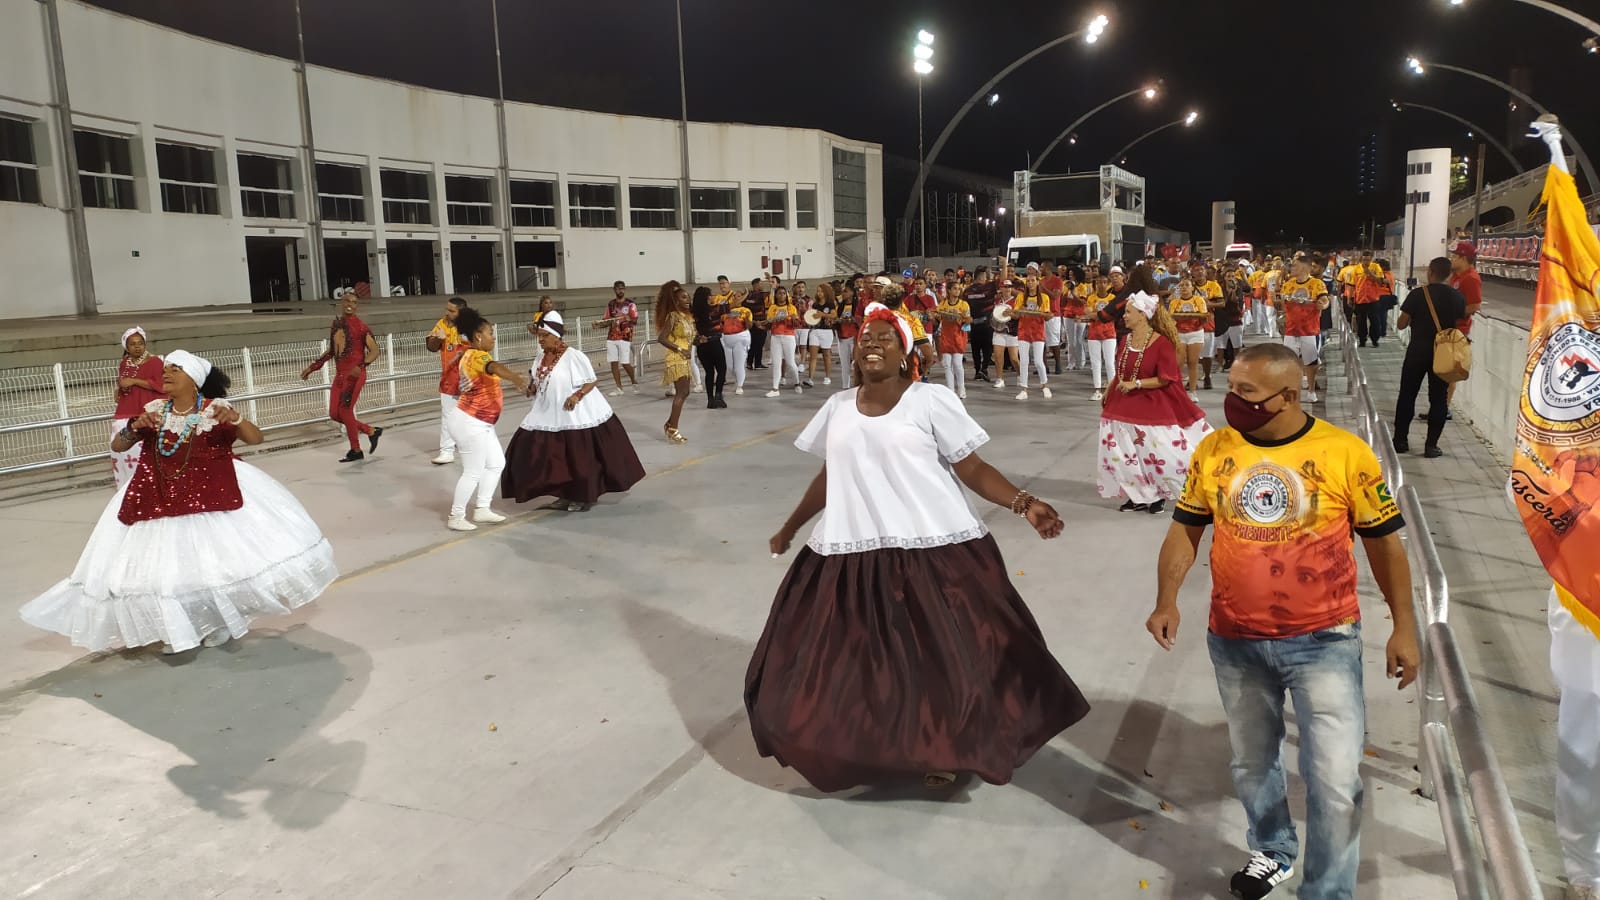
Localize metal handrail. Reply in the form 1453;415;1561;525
1332;298;1540;899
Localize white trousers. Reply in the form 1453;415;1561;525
1065;321;1088;369
1018;341;1048;388
722;331;750;388
1552;592;1600;888
439;394;457;454
838;337;855;388
770;334;800;389
1088;338;1118;389
942;353;966;394
445;407;504;518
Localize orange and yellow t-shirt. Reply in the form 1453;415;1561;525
1279;277;1328;336
1169;294;1209;334
766;299;800;336
936;300;971;354
433;318;467;396
456;348;504;424
1085;293;1117;341
1012;291;1051;343
720;304;752;335
1174;417;1403;639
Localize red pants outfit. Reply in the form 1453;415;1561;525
330;365;374;450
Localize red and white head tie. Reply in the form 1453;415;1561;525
1128;291;1160;318
860;302;913;353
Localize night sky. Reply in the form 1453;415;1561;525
85;0;1595;245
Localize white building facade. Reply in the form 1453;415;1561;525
0;1;884;318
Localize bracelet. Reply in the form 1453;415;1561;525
1009;490;1036;517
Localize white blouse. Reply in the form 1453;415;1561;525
517;349;615;432
795;382;989;555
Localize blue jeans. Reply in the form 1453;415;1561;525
1208;623;1366;900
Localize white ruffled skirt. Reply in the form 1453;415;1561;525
20;461;337;653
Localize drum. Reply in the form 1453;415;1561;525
991;303;1014;324
803;308;824;326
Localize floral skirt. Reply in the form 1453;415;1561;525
1095;417;1212;505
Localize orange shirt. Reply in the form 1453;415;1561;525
766;300;799;336
1013;291;1051;343
433;318;468;396
1085;294;1117;341
1169;294;1209;334
455;349;504;424
1279;278;1327;337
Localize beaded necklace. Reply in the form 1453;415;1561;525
1116;330;1156;383
157;399;203;457
533;345;567;396
118;353;151;396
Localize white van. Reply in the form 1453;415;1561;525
1007;234;1103;271
1224;242;1255;262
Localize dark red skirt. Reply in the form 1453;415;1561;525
744;535;1089;792
500;415;646;505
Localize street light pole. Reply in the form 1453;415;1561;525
901;14;1107;246
918;79;925;259
1034;84;1159;173
1408;57;1597;194
1107;112;1199;166
1449;0;1600;38
1472;144;1487;246
1392;100;1525;174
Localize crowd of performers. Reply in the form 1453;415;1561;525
22;248;1596;900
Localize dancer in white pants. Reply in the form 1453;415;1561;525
1085;279;1120;400
444;309;529;532
767;334;800;395
719;302;753;395
1551;589;1600;897
427;297;469;465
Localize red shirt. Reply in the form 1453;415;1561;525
1101;334;1206;428
1450;268;1482;335
606;300;638;342
114;355;166;418
1013;291;1051;343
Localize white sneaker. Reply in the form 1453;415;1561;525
447;515;477;532
1189;392;1200;402
631;386;640;394
766;390;781;398
472;507;507;524
795;385;804;395
1092;389;1104;401
735;386;744;395
1016;390;1029;401
958;389;968;400
609;388;623;397
823;377;832;385
202;629;232;648
993;378;1005;389
431;452;455;465
1041;386;1053;399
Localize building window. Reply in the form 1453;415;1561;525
237;153;295;219
75;130;136;210
567;181;618;228
0;116;41;204
156;141;220;215
628;184;678;229
509;179;555;227
832;147;867;230
748;187;787;229
690;186;738;229
381;168;432;225
445;174;495;227
795;187;817;229
317;162;365;223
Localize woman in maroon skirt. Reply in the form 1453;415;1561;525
746;304;1089;792
501;311;645;512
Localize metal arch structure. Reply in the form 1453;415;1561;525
1416;59;1598;195
1032;85;1153;174
900;26;1096;246
1489;0;1600;38
1394;101;1525;174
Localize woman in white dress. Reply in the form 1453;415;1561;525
501;312;646;512
21;350;336;654
745;305;1089;793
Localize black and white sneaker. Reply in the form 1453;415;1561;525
1230;853;1293;899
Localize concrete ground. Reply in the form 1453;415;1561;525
0;334;1556;898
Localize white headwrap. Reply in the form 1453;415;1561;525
536;310;566;338
120;326;146;347
1109;265;1125;275
163;349;212;389
1127;291;1160;318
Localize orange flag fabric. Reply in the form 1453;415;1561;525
1513;165;1600;639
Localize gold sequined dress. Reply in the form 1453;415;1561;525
662;313;696;385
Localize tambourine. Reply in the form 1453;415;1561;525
803;308;825;326
991;303;1014;324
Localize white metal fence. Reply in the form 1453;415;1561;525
0;308;655;476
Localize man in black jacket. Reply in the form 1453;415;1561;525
964;267;998;382
1393;257;1467;458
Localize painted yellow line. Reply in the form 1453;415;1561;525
332;422;803;588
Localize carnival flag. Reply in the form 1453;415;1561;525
1512;120;1600;640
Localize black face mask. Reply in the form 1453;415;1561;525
1224;388;1288;433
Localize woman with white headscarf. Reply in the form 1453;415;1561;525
110;326;165;487
501;311;645;512
1096;290;1212;514
22;350;337;653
